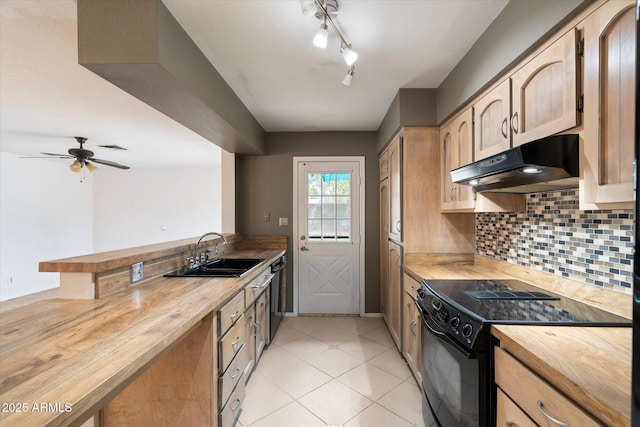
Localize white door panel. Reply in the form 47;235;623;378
295;159;363;315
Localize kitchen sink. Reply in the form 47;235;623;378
164;258;265;278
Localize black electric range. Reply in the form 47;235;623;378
415;278;631;427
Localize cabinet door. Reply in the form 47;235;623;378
388;136;402;242
379;180;390;322
511;29;579;146
473;79;511;161
453;108;475;209
440;122;456;210
582;0;635;206
402;289;421;384
387;240;402;351
255;290;268;363
442;109;475;212
243;307;255;379
379;149;389;181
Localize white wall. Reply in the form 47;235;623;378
93;164;222;252
0;151;93;300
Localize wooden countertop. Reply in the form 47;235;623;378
0;248;284;427
404;253;632;426
492;325;631;426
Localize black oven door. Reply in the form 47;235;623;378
417;303;487;427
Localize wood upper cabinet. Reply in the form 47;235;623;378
511;28;579;146
473;78;511;161
387;240;402;351
474;29;579;161
441;107;475;212
582;0;635;207
379;149;389;181
388;135;402;242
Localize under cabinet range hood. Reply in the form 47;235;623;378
451;134;579;193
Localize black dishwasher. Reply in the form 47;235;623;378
269;255;287;342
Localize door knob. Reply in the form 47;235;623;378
300;246;309;251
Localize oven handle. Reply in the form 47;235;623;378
415;300;473;359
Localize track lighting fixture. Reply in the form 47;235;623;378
302;0;359;85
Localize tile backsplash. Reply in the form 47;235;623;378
476;189;634;294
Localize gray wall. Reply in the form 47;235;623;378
377;88;438;151
436;0;591;122
236;132;380;313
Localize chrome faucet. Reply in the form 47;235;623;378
193;232;228;267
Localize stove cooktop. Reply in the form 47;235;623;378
422;279;631;326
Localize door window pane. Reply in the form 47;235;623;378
307;171;352;241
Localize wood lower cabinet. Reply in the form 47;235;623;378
495;347;600;426
496;388;535;427
254;289;269;363
582;0;635;207
387;240;402;350
402;274;421;384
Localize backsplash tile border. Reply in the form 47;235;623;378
475;189;633;295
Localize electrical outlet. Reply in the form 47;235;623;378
279;217;289;226
131;262;144;283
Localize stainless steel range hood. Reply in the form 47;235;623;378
451;134;579;193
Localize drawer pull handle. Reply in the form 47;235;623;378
231;398;241;412
536;401;568;427
501;117;508;139
231;368;242;379
231;336;241;350
230;310;241;320
511;112;519;134
410;320;417;336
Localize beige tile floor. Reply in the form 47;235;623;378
239;316;425;427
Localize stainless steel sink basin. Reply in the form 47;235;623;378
165;258;265;278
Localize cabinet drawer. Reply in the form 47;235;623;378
403;274;420;298
219;291;245;336
219;370;246;427
496;388;536;427
244;268;273;307
219;344;246;409
494;347;600;426
219;315;247;372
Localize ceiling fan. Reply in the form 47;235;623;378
26;136;130;173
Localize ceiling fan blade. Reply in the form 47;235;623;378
89;157;130;170
40;152;75;158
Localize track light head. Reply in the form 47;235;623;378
342;67;354;86
313;19;328;49
341;43;358;66
300;0;317;16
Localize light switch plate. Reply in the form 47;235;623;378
131;262;144;283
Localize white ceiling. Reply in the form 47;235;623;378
0;0;508;167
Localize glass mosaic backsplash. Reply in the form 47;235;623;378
475;189;634;294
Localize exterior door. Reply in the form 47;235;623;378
295;159;363;314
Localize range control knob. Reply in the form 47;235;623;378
450;316;461;330
462;324;473;338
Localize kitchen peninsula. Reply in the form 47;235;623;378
0;234;285;427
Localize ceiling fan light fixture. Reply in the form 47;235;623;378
69;160;81;173
313;20;328;48
342;67;354;86
85;161;97;172
341;43;358;66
